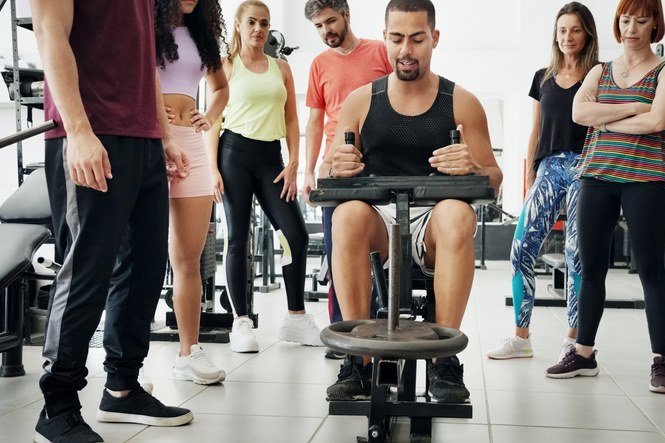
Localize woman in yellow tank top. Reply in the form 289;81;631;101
208;0;323;353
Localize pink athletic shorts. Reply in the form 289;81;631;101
168;124;214;198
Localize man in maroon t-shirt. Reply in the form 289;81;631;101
30;1;192;440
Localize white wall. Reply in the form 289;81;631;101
1;0;660;213
280;0;650;214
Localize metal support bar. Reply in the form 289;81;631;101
388;223;400;332
370;251;387;309
0;120;57;150
394;192;412;314
10;0;23;185
478;205;487;270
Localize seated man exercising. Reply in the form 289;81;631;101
321;0;502;403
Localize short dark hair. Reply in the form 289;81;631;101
613;0;664;43
304;0;349;21
385;0;435;30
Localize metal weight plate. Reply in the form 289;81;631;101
320;319;468;359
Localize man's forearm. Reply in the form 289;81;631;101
34;27;91;136
478;165;503;196
305;123;324;175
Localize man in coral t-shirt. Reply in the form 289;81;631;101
303;0;393;329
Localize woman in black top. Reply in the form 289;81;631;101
488;2;598;362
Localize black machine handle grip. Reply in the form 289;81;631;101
344;131;355;146
450;129;460;145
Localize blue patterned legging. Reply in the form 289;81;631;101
511;151;581;329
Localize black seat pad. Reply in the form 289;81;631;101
0;224;50;287
0;168;52;226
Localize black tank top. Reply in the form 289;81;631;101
360;75;456;176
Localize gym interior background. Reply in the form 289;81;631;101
1;1;664;442
0;0;631;212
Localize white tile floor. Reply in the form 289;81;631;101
1;261;664;442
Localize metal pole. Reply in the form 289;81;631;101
10;0;23;185
388;223;400;332
0;120;57;150
480;205;487;270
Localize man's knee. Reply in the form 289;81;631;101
429;200;476;244
331;201;379;244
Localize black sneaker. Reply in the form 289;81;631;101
324;349;347;360
326;355;372;400
546;348;599;379
650;356;665;393
96;388;193;426
34;408;103;443
427;356;470;403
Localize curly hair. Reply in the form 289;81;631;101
155;0;228;73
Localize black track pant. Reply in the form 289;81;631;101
576;178;665;354
41;136;168;417
219;130;308;316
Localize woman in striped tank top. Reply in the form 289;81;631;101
546;0;665;394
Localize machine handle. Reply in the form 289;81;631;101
344;131;355;146
450;129;460;145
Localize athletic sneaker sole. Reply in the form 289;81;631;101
649;384;665;393
487;351;534;360
173;368;226;385
230;346;259;353
545;367;599;379
34;432;103;443
278;333;324;347
427;390;471;404
229;339;259;353
96;409;194;426
324;350;347;360
325;393;371;401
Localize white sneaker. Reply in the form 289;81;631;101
230;317;259;353
138;368;153;395
278;313;324;346
557;338;577;363
173;344;226;385
487;335;534;359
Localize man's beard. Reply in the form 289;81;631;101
324;21;349;48
395;58;420;81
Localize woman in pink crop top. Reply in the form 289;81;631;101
154;0;229;385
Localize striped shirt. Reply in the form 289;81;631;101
577;61;665;182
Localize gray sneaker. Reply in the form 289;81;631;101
546;348;599;379
650;356;665;393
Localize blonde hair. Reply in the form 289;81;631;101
227;0;270;61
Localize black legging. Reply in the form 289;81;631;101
219;130;308;316
576;178;665;354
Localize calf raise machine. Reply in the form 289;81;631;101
311;145;494;442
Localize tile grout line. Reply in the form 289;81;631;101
472;283;494;443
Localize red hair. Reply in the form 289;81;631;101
613;0;664;43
